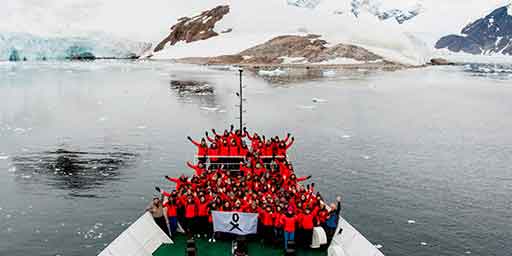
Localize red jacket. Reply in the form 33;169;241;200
208;147;219;161
185;203;196;219
259;209;274;226
228;146;239;156
219;144;229;156
281;215;297;233
191;140;208;156
196;200;209;217
162;201;178;217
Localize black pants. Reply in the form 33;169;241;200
197;216;208;236
182;217;196;235
154;216;170;237
303;229;313;248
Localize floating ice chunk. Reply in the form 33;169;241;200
7;227;13;232
137;125;147;129
341;135;351;139
0;155;8;160
312;98;328;103
322;70;337;77
217;109;227;113
98;117;108;122
374;244;383;249
200;107;219;112
420;242;428;246
362;155;371;160
13;128;26;133
407;219;416;224
8;166;16;172
21;174;32;179
465;251;472;254
258;68;287;77
297;105;316;110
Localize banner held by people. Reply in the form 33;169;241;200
212;211;258;235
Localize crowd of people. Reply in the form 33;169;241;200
146;126;342;251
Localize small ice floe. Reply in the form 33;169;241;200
374;244;383;249
362;155;371;160
258;68;287;77
137;125;147;129
0;155;8;160
312;98;328;103
322;70;337;77
98;116;108;122
21;174;32;179
200;107;219;112
420;242;428;246
7;227;13;232
297;105;316;110
13;128;26;134
217;109;227;113
407;220;416;224
341;135;351;139
465;251;472;254
8;166;16;173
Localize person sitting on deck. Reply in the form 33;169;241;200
145;196;170;238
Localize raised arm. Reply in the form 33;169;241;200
187;136;200;146
283;133;291;143
286;137;295;149
165;175;180;184
205;132;215;142
296;175;312;182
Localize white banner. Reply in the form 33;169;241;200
212;211;258;235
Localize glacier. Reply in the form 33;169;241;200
0;32;151;61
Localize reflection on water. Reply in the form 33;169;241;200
11;148;138;195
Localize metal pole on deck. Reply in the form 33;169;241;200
239;69;243;130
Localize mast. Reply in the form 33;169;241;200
238;69;243;130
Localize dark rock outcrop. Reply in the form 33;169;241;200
182;35;384;65
170;80;214;95
154;5;230;52
436;5;512;55
430;58;455;66
9;48;20;61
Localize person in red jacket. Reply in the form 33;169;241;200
183;196;197;235
187;136;209;163
165;175;188;191
208;142;220;168
195;195;210;238
297;207;318;248
280;207;298;250
272;205;284;242
259;205;274;243
187;161;205;176
162;196;179;236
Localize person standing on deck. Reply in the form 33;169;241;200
324;196;342;242
280;207;298;251
187;136;208;163
146;196;170;237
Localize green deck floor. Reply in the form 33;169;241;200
153;235;327;256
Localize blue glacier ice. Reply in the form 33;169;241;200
0;32;152;61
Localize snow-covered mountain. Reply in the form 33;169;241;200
436;4;512;55
2;0;512;64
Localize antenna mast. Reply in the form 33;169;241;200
238;69;243;130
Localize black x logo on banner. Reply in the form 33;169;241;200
229;213;243;232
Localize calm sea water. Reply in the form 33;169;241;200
0;61;510;256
